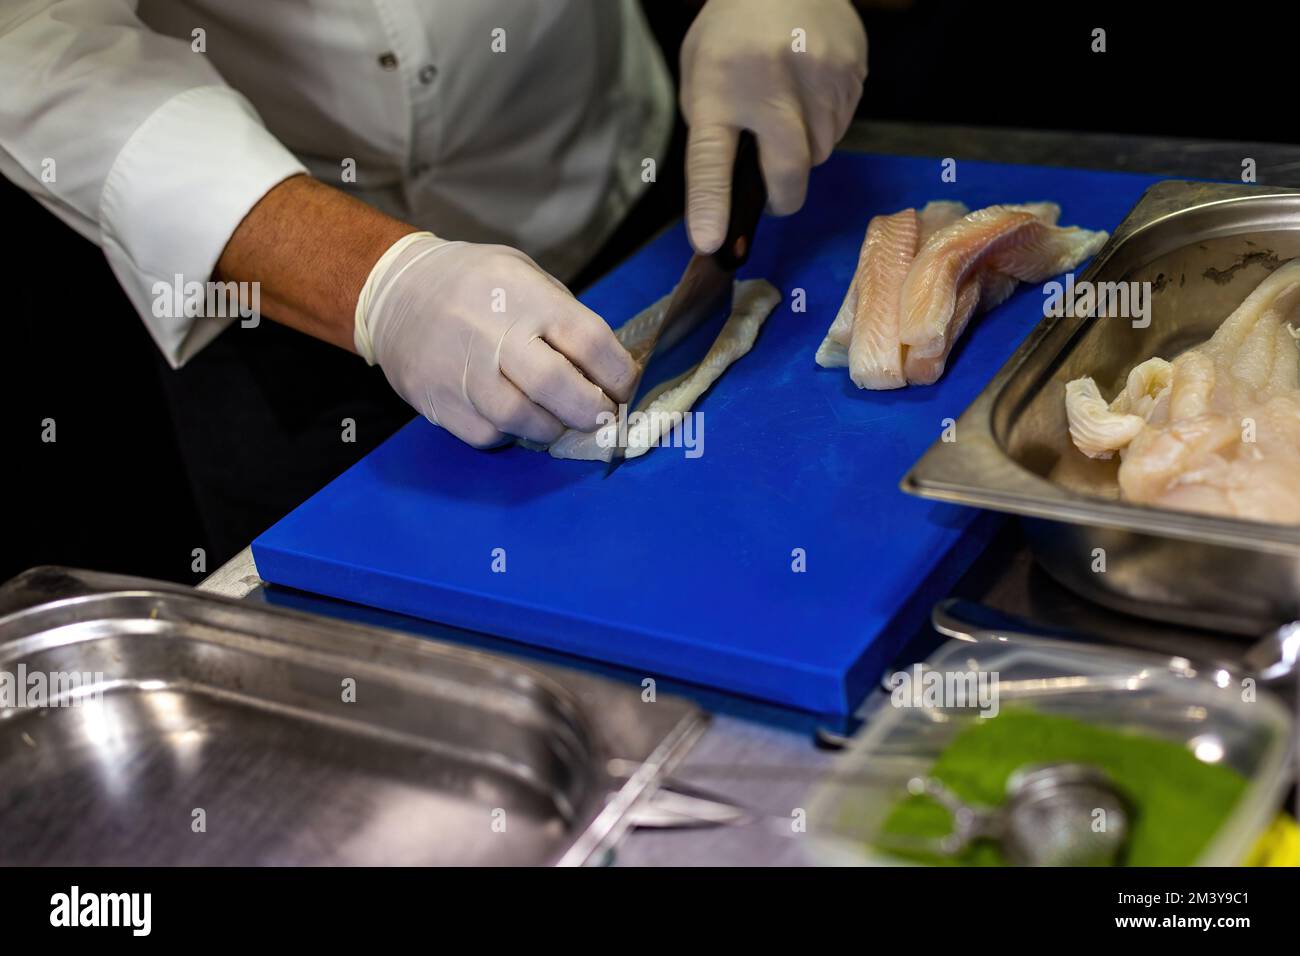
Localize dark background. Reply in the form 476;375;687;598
855;0;1294;145
3;0;1293;585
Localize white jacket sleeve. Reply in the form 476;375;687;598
0;1;308;366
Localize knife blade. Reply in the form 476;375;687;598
604;129;768;476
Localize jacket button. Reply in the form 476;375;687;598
378;52;399;71
418;64;437;85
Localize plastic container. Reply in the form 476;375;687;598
806;635;1294;866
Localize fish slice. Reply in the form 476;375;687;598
604;129;768;476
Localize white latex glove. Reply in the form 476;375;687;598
681;0;867;253
354;233;636;448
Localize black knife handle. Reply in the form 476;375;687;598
712;129;767;272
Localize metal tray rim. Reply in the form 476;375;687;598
902;179;1300;554
0;567;706;866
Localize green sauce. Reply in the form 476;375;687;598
874;709;1247;866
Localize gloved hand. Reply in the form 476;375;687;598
680;0;868;253
354;232;636;447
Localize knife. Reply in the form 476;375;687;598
603;129;768;477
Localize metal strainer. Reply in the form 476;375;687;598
893;762;1130;866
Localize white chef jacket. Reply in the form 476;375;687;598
0;0;674;366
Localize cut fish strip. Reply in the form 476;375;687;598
850;202;970;388
900;204;1107;360
918;200;973;236
1205;259;1300;356
815;201;967;376
902;205;1057;383
620;280;782;459
819;200;1103;389
846;208;920;389
541;279;782;461
901;269;1025;386
902;273;983;386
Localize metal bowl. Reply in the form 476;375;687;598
903;181;1300;634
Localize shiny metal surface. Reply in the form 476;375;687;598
0;567;704;866
904;181;1300;633
1000;763;1129;867
930;597;1298;685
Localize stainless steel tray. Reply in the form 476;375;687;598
904;181;1300;634
0;567;705;865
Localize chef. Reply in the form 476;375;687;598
2;0;865;550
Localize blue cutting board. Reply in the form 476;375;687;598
253;153;1162;714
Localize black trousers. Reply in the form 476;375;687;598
2;177;413;584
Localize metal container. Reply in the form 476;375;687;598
0;567;704;865
903;181;1300;634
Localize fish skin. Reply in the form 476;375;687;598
900;204;1107;360
1004;201;1061;226
542;279;782;461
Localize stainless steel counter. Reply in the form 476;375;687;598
204;120;1300;865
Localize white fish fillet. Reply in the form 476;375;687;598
820;200;1102;389
900;204;1107;361
815;201;968;374
541;279;782;461
918;200;974;236
1064;258;1300;523
901;269;1023;386
846;208;920;389
1064;357;1174;460
903;204;1061;384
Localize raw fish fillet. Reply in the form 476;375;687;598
539;279;782;461
899;204;1107;361
1065;358;1172;459
845;208;919;389
918;200;974;237
815;201;967;377
894;205;1049;386
903;269;1022;385
1065;258;1300;523
819;201;1103;389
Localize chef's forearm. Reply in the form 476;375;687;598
214;174;418;352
